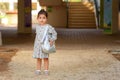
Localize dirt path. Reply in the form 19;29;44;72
0;27;120;80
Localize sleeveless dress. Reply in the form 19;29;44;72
33;24;57;59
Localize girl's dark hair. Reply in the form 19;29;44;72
37;9;48;18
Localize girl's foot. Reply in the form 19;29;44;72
44;70;49;76
35;70;41;75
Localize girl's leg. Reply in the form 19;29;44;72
35;58;42;75
44;58;49;75
44;58;49;70
37;58;42;70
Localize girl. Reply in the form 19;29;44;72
33;9;57;75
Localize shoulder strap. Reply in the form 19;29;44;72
41;26;49;43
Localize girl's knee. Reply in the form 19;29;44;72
44;58;49;61
37;58;42;61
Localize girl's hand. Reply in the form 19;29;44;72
49;40;54;46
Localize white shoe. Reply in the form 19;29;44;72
44;70;49;75
35;70;41;75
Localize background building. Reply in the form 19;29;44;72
0;0;41;26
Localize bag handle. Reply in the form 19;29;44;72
41;26;49;43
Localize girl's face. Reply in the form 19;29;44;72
37;14;47;25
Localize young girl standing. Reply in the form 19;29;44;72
33;9;57;75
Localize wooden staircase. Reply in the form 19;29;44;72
68;2;96;28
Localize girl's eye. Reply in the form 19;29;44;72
43;17;46;19
39;17;46;19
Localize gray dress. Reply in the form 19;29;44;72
33;24;57;59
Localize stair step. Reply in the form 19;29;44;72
68;8;94;12
69;14;94;17
69;15;95;18
68;5;89;8
69;23;96;27
69;18;95;21
69;22;96;25
69;12;94;14
69;11;94;14
69;25;96;28
68;6;93;9
68;2;96;28
68;26;96;27
68;2;93;6
69;7;94;11
68;2;85;6
69;18;95;20
68;7;93;10
69;20;96;23
69;25;96;27
69;10;94;13
68;26;96;28
69;23;96;25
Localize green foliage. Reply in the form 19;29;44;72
0;2;9;11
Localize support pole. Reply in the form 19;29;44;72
18;0;32;34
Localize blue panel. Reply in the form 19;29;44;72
103;0;112;34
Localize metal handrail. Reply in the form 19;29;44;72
93;0;100;28
66;0;69;28
63;0;69;28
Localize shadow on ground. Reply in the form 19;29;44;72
0;48;18;72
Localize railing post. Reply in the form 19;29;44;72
66;0;69;28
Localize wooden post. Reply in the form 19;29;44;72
18;0;32;34
0;32;2;46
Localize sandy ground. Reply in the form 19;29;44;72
0;27;120;80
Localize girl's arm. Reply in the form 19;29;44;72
48;26;57;42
